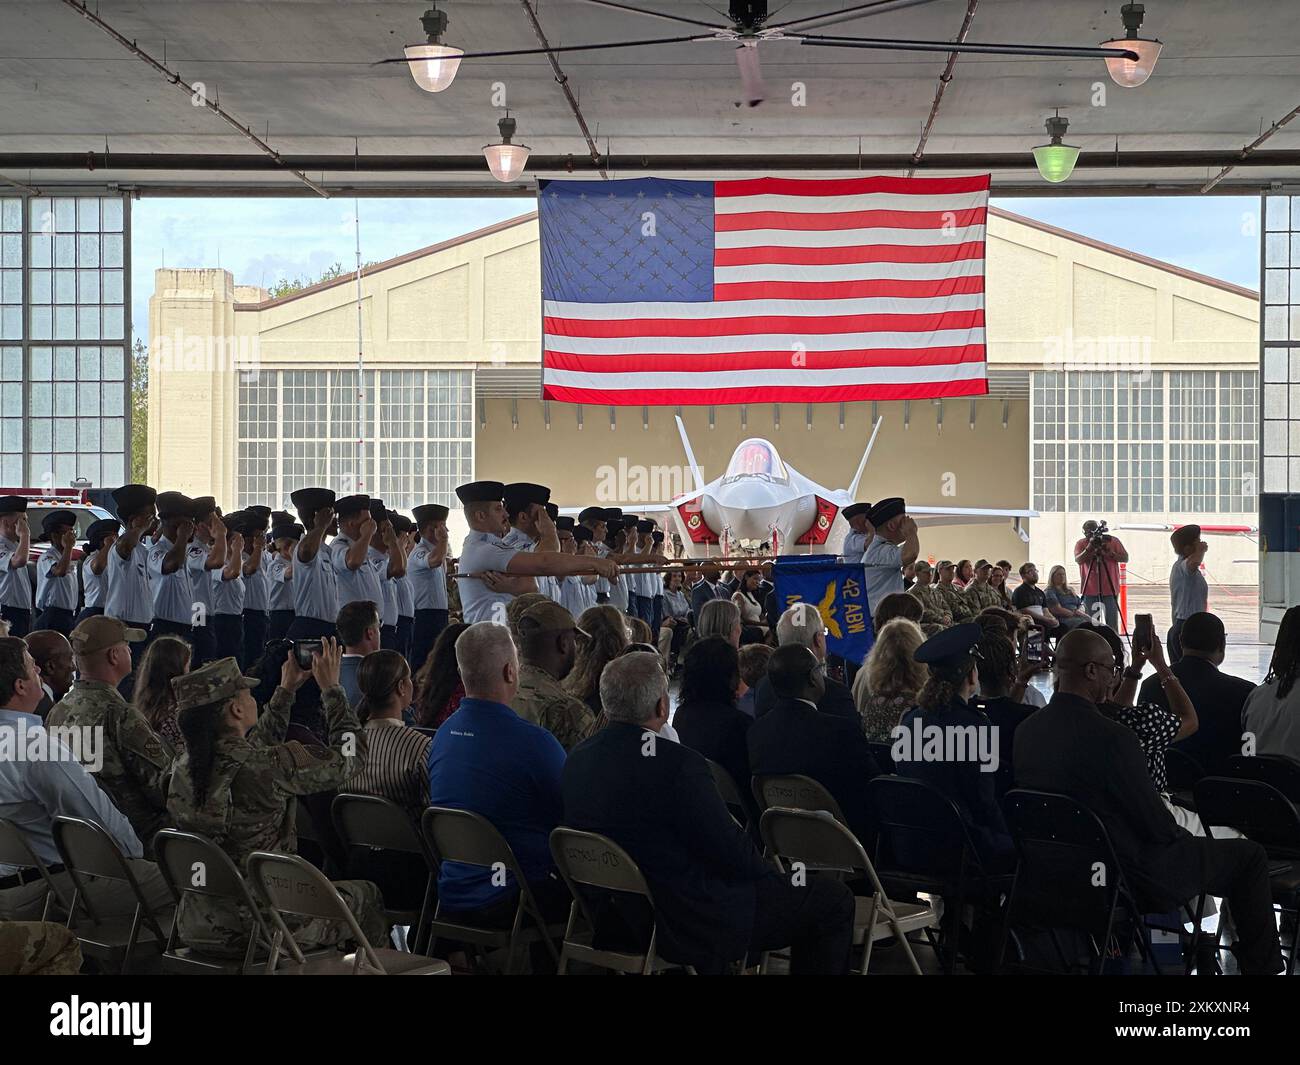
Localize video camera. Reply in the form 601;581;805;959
1086;519;1112;549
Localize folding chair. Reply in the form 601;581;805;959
0;817;74;920
999;789;1161;975
867;743;897;775
245;851;450;975
759;806;939;974
867;775;1010;975
549;826;695;975
331;793;436;952
1194;775;1300;976
1224;755;1300;804
420;806;563;974
1164;748;1205;810
52;815;169;974
153;828;286;974
751;774;847;826
705;759;751;833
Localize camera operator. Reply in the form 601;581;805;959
1073;520;1129;631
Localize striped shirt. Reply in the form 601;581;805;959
347;717;432;820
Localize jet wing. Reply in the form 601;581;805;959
909;506;1039;527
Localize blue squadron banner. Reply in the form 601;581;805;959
772;555;875;665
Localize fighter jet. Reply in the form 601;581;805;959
649;416;1038;557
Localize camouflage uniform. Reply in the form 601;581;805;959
0;921;82;975
46;679;172;851
511;663;597;752
166;662;387;957
908;583;954;628
962;580;1005;614
931;581;975;622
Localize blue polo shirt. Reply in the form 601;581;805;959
427;697;566;911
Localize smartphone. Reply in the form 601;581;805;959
292;638;323;669
1133;613;1154;655
1022;628;1044;664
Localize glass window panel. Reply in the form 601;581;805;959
0;455;18;485
102;270;124;304
1267;232;1290;267
0;234;19;267
54;382;76;416
1;199;19;232
101;307;124;340
77;306;100;339
29;306;51;339
78;382;100;415
54;270;75;303
75;454;101;486
31;347;51;379
0;384;20;417
1266;306;1289;341
53;453;76;485
28;234;51;268
30;382;51;417
78;419;100;451
102;234;124;268
53;347;75;379
1;347;19;380
1265;195;1290;231
30;418;51;451
101;418;124;451
54;234;75;268
53;418;77;449
53;198;75;234
77;234;99;268
54;306;76;339
0;418;20;451
100;347;124;380
101;197;123;232
30;269;50;304
78;269;99;303
27;455;52;485
0;306;16;340
101;453;125;486
29;198;50;232
101;382;124;416
1;270;17;304
77;197;100;232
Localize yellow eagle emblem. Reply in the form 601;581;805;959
817;580;842;639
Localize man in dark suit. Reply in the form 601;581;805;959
689;563;726;621
24;630;73;721
748;644;882;846
561;651;854;974
752;602;857;720
1137;612;1254;777
1014;628;1283;975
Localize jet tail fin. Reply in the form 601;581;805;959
675;415;706;493
847;416;883;499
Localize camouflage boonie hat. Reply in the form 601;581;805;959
172;656;259;713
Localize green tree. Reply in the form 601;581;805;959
266;261;378;300
131;337;148;483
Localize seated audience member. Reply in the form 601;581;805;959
23;630;73;720
413;622;470;730
673;637;753;821
565;605;628;717
730;569;769;645
989;565;1012;608
1243;605;1300;766
0;922;82;975
962;560;1004;613
853;618;926;743
931;560;974;623
0;636;173;923
752;604;857;721
1010;563;1058;633
348;650;430;820
49;617;173;851
132;634;193;754
658;570;692;672
953;559;974;590
1138;611;1253;778
689;563;727;620
872;592;923;632
1043;565;1092;631
511;600;597;752
337;600;381;711
562;652;854;974
737;643;773;719
908;561;954;629
749;644;882;846
426;623;571;926
1014;628;1284;975
626;615;654;647
971;627;1039;786
168;643;387;956
1090;625;1197;807
895;624;1011;863
697;598;742;649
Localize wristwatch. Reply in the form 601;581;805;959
1122;666;1143;680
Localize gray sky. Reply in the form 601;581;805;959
131;193;1260;346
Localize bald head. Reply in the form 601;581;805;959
1053;628;1115;703
455;622;519;704
767;643;825;703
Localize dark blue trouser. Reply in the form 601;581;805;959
75;605;104;625
1168;618;1186;665
410;608;448;673
651;594;664;633
267;609;294;642
1;606;32;638
630;594;654;625
212;613;244;663
396;614;414;663
381;624;399;651
34;606;75;635
286;615;337;640
190;620;217;666
242;609;268;669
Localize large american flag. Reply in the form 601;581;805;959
538;174;990;406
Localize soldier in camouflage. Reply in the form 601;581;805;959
0;921;82;975
931;560;976;623
961;559;1006;614
48;616;173;852
165;642;389;957
907;560;954;629
509;600;597;752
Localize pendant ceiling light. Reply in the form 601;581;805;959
1032;114;1080;183
484;116;531;182
405;4;463;93
1100;2;1161;88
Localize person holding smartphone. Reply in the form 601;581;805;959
1168;525;1209;665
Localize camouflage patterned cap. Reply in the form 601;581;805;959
171;656;259;713
69;615;148;656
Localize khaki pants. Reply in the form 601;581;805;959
0;860;174;924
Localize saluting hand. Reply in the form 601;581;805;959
176;518;195;544
58;528;77;554
313;506;334;532
311;636;342;690
208;513;227;539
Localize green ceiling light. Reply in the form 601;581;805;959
405;5;463;93
1032;114;1080;183
1101;3;1162;88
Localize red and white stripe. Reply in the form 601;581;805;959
542;174;990;405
